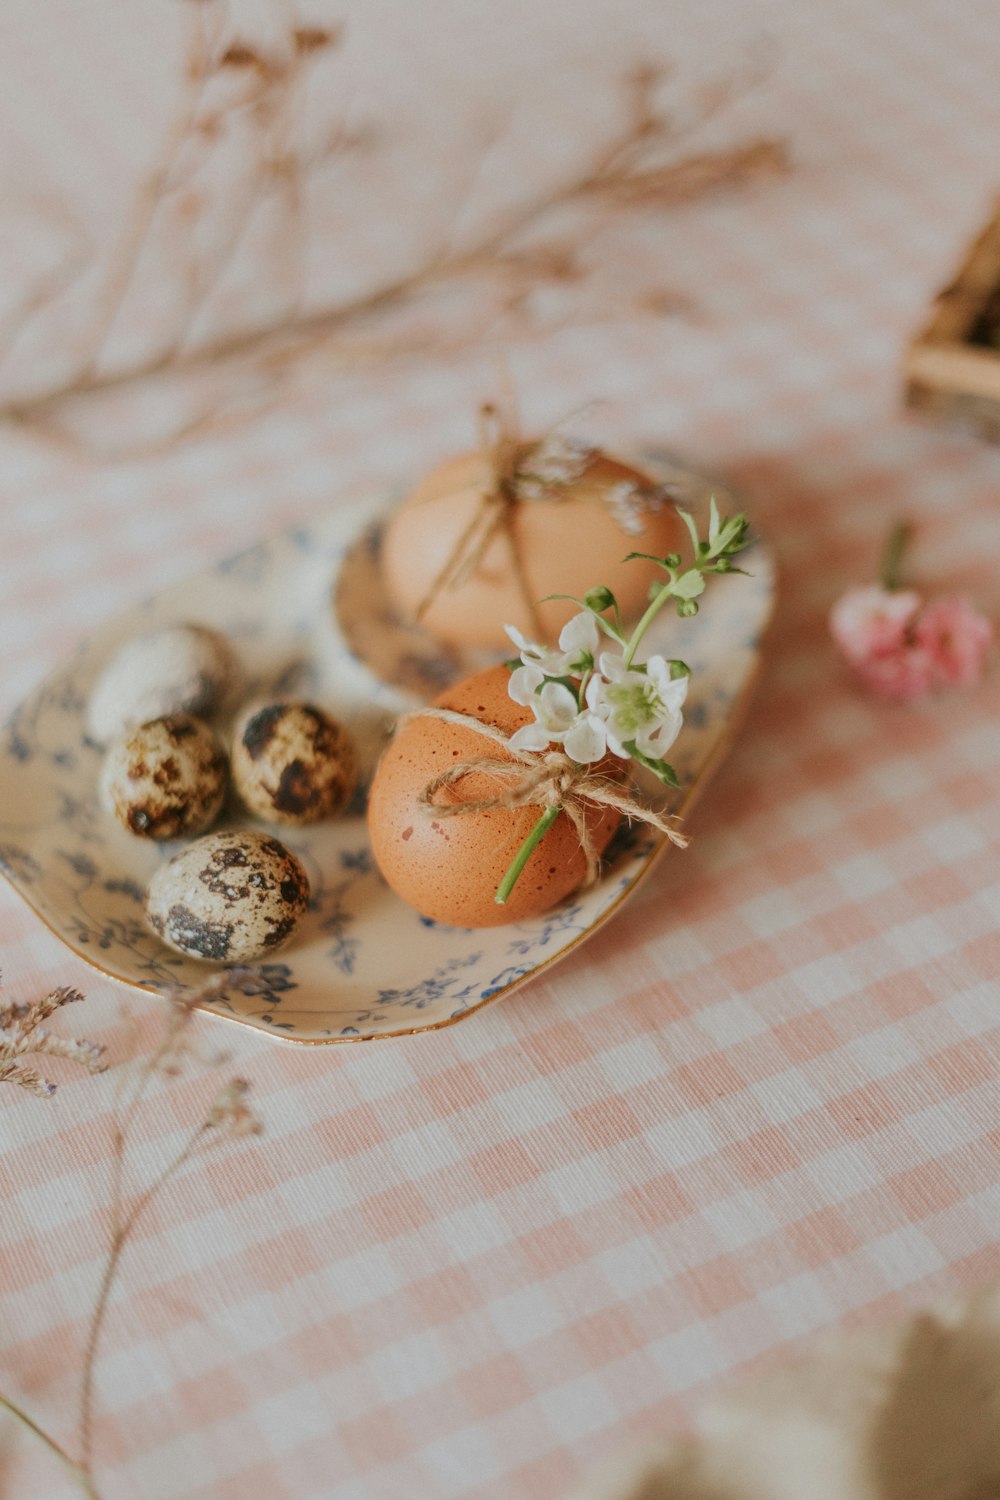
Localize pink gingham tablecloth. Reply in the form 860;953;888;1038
2;1;1000;1496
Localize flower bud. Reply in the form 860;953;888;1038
677;599;699;618
585;585;616;613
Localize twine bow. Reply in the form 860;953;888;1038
409;706;688;890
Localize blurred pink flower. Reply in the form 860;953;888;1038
855;644;937;701
829;586;921;666
914;596;993;688
830;585;992;702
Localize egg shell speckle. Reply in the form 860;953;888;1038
380;449;683;650
87;624;239;744
367;664;622;927
101;713;228;840
231;702;357;825
145;830;310;962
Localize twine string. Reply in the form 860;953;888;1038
408;400;676;646
407;705;688;889
413;402;547;635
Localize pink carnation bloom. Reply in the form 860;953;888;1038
914;596;993;688
830;585;992;702
829;586;921;666
855;645;937;701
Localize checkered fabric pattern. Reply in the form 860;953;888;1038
2;1;1000;1496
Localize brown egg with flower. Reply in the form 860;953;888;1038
367;664;623;927
380;435;683;652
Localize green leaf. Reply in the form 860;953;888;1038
676;507;701;555
708;493;721;547
667;659;691;679
705;509;751;560
671;569;706;600
623;740;681;788
539;593;587;607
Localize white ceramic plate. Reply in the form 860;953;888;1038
0;458;774;1043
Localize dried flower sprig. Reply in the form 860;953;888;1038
0;971;263;1499
830;521;993;701
0;983;105;1098
0;15;788;454
78;971;261;1474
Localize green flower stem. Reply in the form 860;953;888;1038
622;579;679;668
880;520;913;592
495;805;560;905
0;1390;97;1496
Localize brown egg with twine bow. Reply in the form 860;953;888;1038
368;665;625;927
380;407;684;652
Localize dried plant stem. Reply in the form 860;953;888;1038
72;1;226;382
1;980;257;1496
78;1007;201;1469
3;1108;215;1494
78;1129;205;1472
0;1391;100;1496
6;118;786;432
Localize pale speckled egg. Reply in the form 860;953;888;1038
100;713;227;840
231;702;357;825
367;664;622;928
145;830;310;962
87;624;239;745
380;448;683;651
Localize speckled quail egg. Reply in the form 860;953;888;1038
231;702;357;826
87;624;239;745
100;714;228;840
145;829;310;962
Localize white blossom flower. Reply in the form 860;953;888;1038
561;710;611;763
505;611;600;678
586;651;687;759
506;622;687;769
508;669;611;763
509;678;576;746
507;661;547;711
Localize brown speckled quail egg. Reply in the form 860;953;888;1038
87;624;239;745
100;714;228;840
231;702;357;826
145;830;310;962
